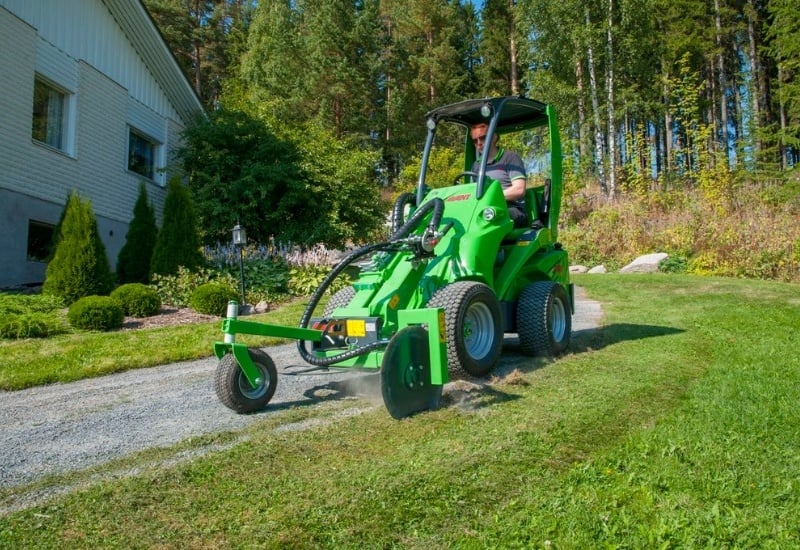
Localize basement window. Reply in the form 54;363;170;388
27;220;55;262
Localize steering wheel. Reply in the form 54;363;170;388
453;171;478;185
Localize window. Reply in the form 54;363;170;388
27;220;55;262
128;129;158;180
32;78;66;150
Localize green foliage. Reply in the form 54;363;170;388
288;264;351;297
67;295;124;331
0;313;66;339
179;108;387;249
189;283;237;316
0;293;64;315
0;293;67;339
150;176;205;277
110;284;161;318
399;146;463;191
42;192;114;305
151;266;237;308
117;182;158;284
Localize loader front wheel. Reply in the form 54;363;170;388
427;281;502;377
214;349;278;413
517;281;571;357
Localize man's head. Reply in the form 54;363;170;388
470;122;497;158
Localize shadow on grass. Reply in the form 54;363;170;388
254;323;684;416
569;323;684;354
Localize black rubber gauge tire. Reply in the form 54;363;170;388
214;349;278;413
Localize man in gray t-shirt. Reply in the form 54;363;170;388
470;122;528;228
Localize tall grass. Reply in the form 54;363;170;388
561;181;800;282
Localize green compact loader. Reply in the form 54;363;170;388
213;96;573;419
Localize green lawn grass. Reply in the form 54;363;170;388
1;274;799;548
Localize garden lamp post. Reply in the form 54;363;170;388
232;222;246;306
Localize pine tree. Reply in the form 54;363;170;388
42;192;114;304
117;182;158;284
150;176;204;277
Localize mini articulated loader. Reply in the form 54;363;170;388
213;96;573;419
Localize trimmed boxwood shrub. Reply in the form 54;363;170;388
110;283;161;317
189;283;237;316
67;296;124;331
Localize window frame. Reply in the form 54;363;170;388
31;75;75;156
127;127;162;183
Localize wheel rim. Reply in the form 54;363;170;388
237;364;270;399
550;296;567;342
463;301;495;359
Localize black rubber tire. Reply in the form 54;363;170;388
427;281;503;377
323;286;356;317
214;349;278;413
517;281;571;357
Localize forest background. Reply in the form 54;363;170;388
145;0;800;282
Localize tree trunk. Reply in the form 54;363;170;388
746;0;762;159
605;0;616;200
586;7;606;193
662;57;673;175
575;56;588;166
714;0;730;167
509;0;519;95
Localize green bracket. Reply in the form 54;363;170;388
212;341;263;389
397;307;448;386
220;319;323;342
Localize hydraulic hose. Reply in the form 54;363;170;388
296;197;445;367
390;192;415;235
390;197;444;240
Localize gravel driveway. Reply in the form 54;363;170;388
0;287;601;513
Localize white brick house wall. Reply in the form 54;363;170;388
0;1;203;287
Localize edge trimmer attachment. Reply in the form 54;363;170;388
381;308;448;419
214;303;448;419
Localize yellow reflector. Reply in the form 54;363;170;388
346;319;367;337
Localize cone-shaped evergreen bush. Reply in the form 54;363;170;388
117;182;158;284
150;176;204;277
42;192;114;305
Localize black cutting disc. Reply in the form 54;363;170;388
381;326;442;419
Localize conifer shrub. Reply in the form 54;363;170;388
117;182;158;284
42;192;114;305
0;313;65;339
67;296;124;331
189;283;236;316
110;283;161;317
151;176;204;277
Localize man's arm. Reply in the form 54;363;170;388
504;176;527;201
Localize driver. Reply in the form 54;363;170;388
470;122;528;228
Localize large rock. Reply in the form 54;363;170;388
619;253;669;273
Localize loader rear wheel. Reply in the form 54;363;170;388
381;326;442;419
323;286;356;317
427;281;502;377
214;349;278;414
517;281;571;357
